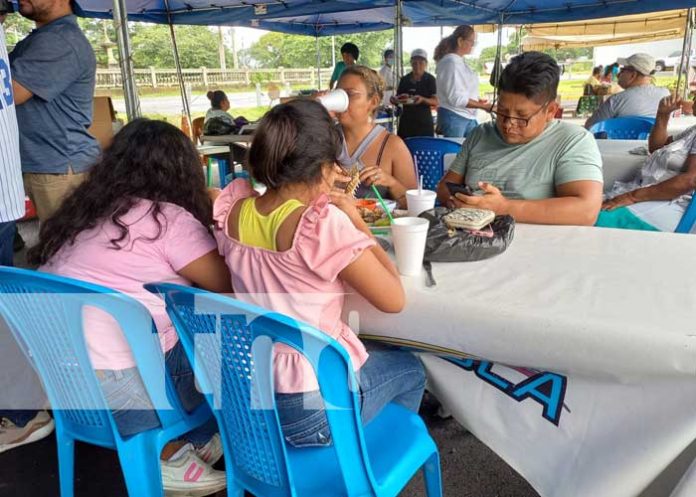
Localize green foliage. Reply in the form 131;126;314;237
130;24;223;69
2;14;34;47
246;31;394;69
476;26;592;68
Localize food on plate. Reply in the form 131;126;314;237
443;207;495;231
355;199;392;226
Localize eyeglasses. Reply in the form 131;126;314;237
618;66;636;75
489;99;551;129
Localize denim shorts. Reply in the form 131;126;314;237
275;343;426;448
96;341;216;444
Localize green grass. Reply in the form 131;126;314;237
479;75;678;102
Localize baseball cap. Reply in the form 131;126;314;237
616;53;656;76
411;48;428;61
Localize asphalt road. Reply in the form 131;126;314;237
112;91;270;116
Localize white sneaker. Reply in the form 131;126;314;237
162;443;227;497
195;433;223;466
0;411;55;454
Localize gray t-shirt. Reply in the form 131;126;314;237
10;15;99;174
448;121;603;200
585;85;670;129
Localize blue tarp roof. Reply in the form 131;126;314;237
74;0;696;35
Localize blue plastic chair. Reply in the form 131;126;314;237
0;267;213;497
146;282;442;497
589;116;656;140
405;137;462;191
675;194;696;233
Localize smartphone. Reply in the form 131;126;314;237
445;182;474;197
0;0;13;15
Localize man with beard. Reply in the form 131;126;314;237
10;0;98;221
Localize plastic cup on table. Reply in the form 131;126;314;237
391;217;429;276
406;189;437;217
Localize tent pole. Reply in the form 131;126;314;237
676;9;692;99
492;18;503;101
316;36;321;89
163;0;192;131
112;0;140;120
683;9;694;100
395;0;403;81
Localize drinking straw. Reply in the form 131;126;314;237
415;157;421;195
371;184;395;224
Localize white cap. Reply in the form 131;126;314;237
617;53;656;76
411;48;428;61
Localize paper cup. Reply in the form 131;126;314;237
406;189;437;217
391;217;429;276
318;89;349;113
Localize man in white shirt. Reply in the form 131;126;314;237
378;49;395;108
0;12;24;264
0;10;54;455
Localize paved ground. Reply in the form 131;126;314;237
5;222;539;497
112;91;271;116
1;387;539;497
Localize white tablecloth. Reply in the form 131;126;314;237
344;224;696;497
596;139;646;192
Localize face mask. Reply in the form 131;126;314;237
386;58;394;66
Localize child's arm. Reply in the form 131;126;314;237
330;191;404;313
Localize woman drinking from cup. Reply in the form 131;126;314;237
335;65;417;208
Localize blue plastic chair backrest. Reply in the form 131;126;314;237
405;137;462;191
675;193;696;233
589;116;655;140
0;267;178;444
146;283;377;497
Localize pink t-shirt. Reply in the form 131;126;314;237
214;180;375;393
41;200;218;370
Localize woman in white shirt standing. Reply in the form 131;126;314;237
434;25;490;138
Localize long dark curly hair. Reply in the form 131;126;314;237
29;118;212;266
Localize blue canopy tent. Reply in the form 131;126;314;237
75;0;696;119
76;0;696;30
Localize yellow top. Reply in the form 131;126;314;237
238;197;305;251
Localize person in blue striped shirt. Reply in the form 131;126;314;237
0;11;54;455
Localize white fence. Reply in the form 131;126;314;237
96;67;335;89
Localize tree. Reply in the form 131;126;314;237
2;14;33;48
129;24;223;69
247;30;394;69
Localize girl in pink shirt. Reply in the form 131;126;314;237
213;99;425;447
30;119;232;495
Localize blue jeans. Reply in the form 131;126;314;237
97;341;217;444
437;107;478;138
0;221;15;267
0;222;38;428
275;343;426;448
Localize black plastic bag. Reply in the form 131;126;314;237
419;207;515;262
203;117;238;136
